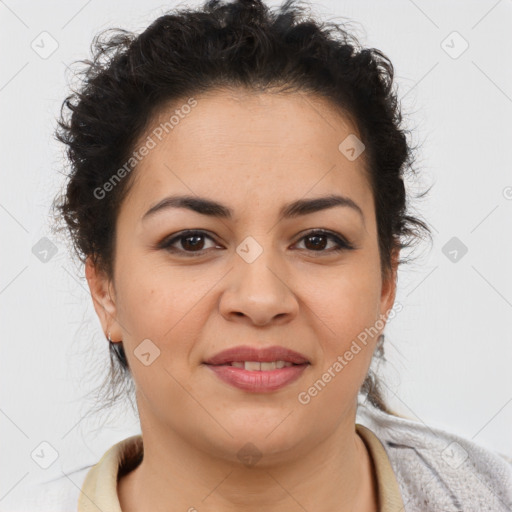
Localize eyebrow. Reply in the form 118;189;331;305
142;194;365;224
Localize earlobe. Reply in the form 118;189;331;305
85;256;120;339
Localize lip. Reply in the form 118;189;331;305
205;364;309;392
203;345;310;365
203;345;310;393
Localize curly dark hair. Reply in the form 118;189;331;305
52;0;432;422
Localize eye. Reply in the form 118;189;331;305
158;229;355;257
159;230;220;256
293;229;355;254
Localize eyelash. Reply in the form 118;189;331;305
158;229;355;257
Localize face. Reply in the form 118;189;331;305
87;88;398;464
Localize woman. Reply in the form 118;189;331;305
20;0;512;510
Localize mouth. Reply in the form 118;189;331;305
203;345;310;392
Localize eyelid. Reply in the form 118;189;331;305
157;230;219;254
293;229;355;250
158;228;356;256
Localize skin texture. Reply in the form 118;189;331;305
86;88;398;512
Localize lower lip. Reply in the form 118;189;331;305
204;363;309;392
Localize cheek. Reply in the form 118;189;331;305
114;249;184;326
304;269;383;395
308;263;382;336
114;257;215;362
303;278;381;402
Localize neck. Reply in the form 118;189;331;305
118;406;378;512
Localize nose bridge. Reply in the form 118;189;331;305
219;232;297;324
235;232;285;291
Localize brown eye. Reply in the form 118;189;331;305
294;230;354;253
160;230;219;256
179;233;206;251
159;229;354;258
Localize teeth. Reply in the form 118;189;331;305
245;361;261;371
229;361;294;370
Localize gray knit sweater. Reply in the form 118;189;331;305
356;400;512;511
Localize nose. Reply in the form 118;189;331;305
219;251;298;327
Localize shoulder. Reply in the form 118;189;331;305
356;401;512;512
4;465;92;512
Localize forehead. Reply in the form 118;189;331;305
121;89;372;223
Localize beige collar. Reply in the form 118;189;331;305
356;423;405;511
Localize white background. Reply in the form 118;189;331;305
1;0;511;505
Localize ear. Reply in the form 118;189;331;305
85;256;122;341
380;246;400;320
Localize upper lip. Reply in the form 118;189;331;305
204;345;310;365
